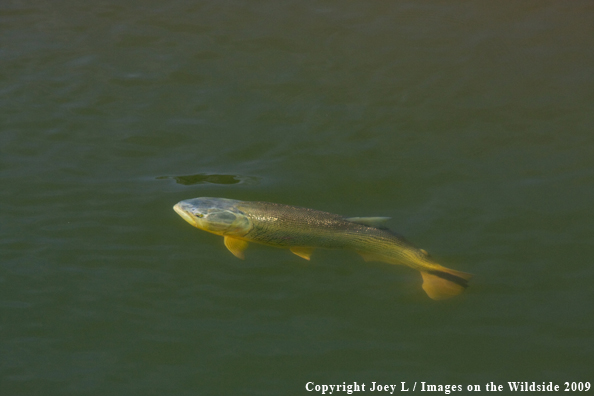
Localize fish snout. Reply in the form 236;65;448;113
173;202;202;227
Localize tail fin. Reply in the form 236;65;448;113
420;267;472;300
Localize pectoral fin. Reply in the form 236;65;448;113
224;236;249;259
290;247;314;261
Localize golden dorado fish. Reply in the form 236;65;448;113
173;197;471;300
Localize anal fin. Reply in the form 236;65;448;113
356;251;388;263
290;247;313;261
224;236;249;259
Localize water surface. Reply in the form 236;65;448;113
1;1;593;395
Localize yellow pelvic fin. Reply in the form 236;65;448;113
290;247;314;261
224;236;249;259
420;268;472;300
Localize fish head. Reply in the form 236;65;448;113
173;197;252;236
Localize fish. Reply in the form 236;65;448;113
173;197;472;300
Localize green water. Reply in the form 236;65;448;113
1;1;593;395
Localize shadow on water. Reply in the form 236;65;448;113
157;173;261;186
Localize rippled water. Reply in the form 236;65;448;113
1;1;593;395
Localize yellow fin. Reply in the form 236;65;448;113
420;268;472;300
224;236;248;259
290;247;313;261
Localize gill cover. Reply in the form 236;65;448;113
173;197;252;236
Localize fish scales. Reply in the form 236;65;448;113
238;201;414;261
239;201;369;246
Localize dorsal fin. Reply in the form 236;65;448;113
345;217;391;228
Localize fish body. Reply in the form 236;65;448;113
173;197;471;300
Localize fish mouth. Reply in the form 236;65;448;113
173;203;199;226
